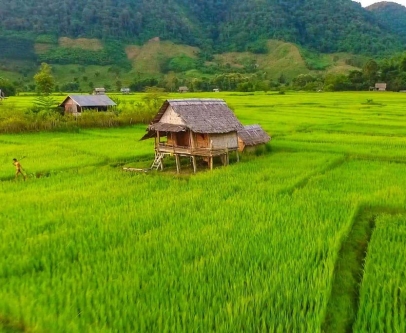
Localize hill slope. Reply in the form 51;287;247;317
367;1;406;42
0;0;404;56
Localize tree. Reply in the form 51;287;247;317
0;77;16;96
116;80;122;91
34;63;55;95
362;59;379;86
400;57;406;72
324;74;351;91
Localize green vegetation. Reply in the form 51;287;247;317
368;2;406;43
322;207;376;333
0;0;406;94
355;213;406;332
0;90;167;133
0;0;404;56
1;92;406;331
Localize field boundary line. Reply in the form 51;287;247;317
322;205;406;333
280;154;348;196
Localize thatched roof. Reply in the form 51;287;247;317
238;125;270;146
141;99;243;140
150;123;187;132
59;95;116;107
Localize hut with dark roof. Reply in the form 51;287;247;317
59;95;116;116
238;125;271;152
141;99;244;173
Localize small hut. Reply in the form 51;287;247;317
59;95;116;116
0;89;4;100
213;88;220;93
93;87;106;95
374;83;387;91
141;99;243;173
178;86;189;93
238;125;271;152
121;88;130;94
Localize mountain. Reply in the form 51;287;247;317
0;0;404;56
367;1;406;42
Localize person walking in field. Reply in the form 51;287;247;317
13;158;26;180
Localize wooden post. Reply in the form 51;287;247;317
189;131;194;148
226;147;229;166
175;154;180;173
236;150;240;163
209;139;214;170
192;156;197;174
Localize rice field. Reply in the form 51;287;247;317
1;91;406;332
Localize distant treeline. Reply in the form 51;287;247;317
291;56;406;92
125;54;406;93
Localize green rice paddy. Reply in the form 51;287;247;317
1;91;406;332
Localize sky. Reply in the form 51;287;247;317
356;0;406;6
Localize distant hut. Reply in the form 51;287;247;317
178;86;189;93
213;88;220;93
374;83;387;91
59;95;116;116
238;125;271;152
141;99;244;173
0;89;4;100
121;87;130;94
93;87;106;95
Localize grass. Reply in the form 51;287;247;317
322;207;377;333
1;91;406;332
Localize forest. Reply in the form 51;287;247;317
0;0;405;56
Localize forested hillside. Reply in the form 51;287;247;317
367;2;406;42
0;0;404;55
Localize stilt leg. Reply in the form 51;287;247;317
175;155;180;173
192;156;197;174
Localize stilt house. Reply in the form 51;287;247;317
141;99;244;172
238;125;271;152
59;95;116;116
